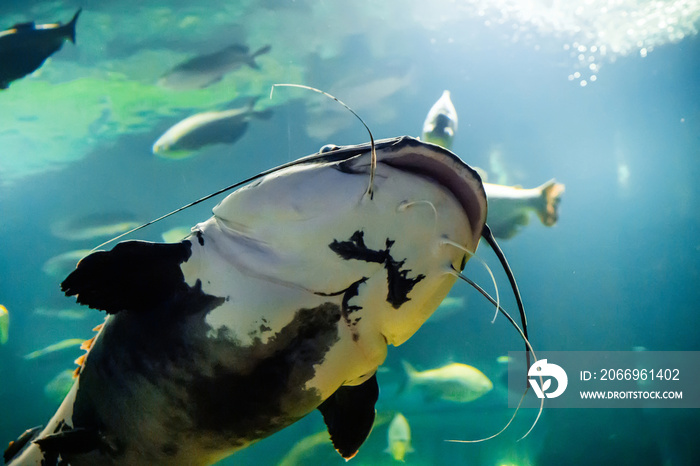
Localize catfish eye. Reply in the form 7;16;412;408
319;144;340;153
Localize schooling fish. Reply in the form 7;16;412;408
0;9;81;89
23;338;86;361
5;136;527;465
152;98;273;159
484;179;565;239
421;90;458;150
385;413;413;462
0;305;8;345
42;250;92;278
50;212;140;241
400;360;493;403
158;44;271;90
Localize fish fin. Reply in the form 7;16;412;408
397;360;417;395
64;8;82;44
34;427;104;458
61;240;193;314
489;213;529;240
200;75;223;88
535;179;565;227
3;426;43;463
317;374;379;460
248;44;271;68
253;108;274;120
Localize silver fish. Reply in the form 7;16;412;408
484;179;565;239
422;90;458;150
158;44;271;90
152;98;273;159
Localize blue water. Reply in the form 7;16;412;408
1;1;699;465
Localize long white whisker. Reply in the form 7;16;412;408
271;84;376;199
445;388;527;444
398;200;437;236
447;268;544;441
442;239;500;323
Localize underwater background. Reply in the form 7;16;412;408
0;0;699;464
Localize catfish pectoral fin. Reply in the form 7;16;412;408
317;374;378;460
61;240;193;314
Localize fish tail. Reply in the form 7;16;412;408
253;108;274;120
65;8;82;44
252;44;272;58
535;179;565;227
397;360;417;395
248;45;272;68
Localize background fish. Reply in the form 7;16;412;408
50;212;140;241
43;370;75;404
158;44;271;90
385;413;414;462
0;305;8;345
33;308;90;321
161;226;193;243
42;249;92;278
0;9;81;89
400;361;493;403
152;98;273;158
422;90;458;150
484;179;566;239
23;338;86;361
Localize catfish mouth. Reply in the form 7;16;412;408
377;137;487;248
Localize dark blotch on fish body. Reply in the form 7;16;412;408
329;231;425;309
0;9;81;89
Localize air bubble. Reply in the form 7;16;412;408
640;48;648;58
580;80;588;87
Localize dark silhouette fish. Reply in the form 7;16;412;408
158;44;272;90
0;9;81;89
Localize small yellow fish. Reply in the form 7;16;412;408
23;338;85;360
496;355;511;365
484;179;565;240
401;361;493;403
386;413;413;462
422;90;458;150
0;305;9;345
